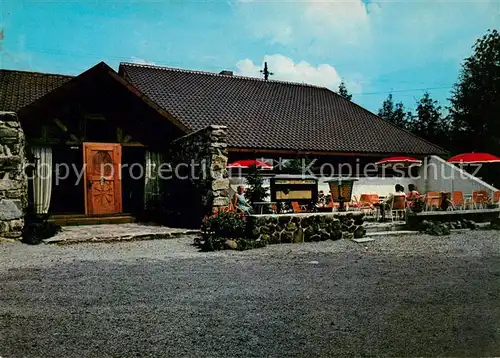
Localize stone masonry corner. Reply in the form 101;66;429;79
0;112;28;239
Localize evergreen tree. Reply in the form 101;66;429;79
392;102;410;130
244;165;268;204
378;94;410;129
281;157;315;174
449;29;500;154
378;94;395;120
409;92;449;147
337;80;352;101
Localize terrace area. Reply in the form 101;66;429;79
229;155;500;229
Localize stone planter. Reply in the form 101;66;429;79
246;212;365;245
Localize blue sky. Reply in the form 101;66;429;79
1;0;499;113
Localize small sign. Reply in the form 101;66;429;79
276;190;312;200
275;179;316;185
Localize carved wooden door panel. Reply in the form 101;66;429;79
83;143;122;215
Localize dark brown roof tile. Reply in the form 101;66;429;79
0;69;72;112
120;62;446;155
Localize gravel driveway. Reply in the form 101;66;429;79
1;231;500;357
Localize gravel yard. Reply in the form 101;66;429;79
1;231;500;357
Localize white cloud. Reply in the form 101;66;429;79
233;0;371;47
234;0;499;67
235;54;361;93
304;0;370;43
130;56;156;65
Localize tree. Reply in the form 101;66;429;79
393;102;411;130
244;165;268;204
378;94;410;129
378;93;395;120
449;29;500;154
408;92;448;147
337;80;352;101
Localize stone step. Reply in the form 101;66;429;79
48;214;136;226
365;230;420;237
365;222;407;233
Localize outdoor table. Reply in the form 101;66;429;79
458;194;472;209
253;202;277;214
373;202;383;220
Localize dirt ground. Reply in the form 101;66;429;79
1;231;500;357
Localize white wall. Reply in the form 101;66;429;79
422;155;498;194
231;176;417;201
337;177;416;199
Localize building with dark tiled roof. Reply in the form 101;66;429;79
0;61;447;224
0;69;73;112
119;62;445;156
1;63;446;156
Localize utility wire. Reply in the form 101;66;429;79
24;46;456;95
352;86;453;96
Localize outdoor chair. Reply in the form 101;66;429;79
347;196;361;211
472;190;489;209
368;194;380;204
323;200;340;212
389;195;406;222
291;201;307;213
451;191;465;210
493;191;500;204
227;199;237;213
358;193;376;217
425;192;441;211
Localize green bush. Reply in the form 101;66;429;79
22;213;61;245
199;210;247;251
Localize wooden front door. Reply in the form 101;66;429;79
83;143;122;215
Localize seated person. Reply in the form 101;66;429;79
379;184;405;221
406;184;423;209
440;192;455;211
406;184;421;200
316;190;326;208
233;186;254;215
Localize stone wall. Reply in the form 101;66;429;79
0;112;27;239
163;125;230;228
406;208;500;230
246;212;365;244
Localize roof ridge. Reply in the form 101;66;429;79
0;68;74;78
120;62;329;90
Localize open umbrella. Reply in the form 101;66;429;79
227;159;273;169
447;153;500;196
447;152;500;164
375;156;422;165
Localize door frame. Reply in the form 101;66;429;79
83;142;122;216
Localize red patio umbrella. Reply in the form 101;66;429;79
447;152;500;164
227;159;273;169
375;156;422;165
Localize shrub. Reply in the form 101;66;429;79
22;213;61;245
199;210;247;251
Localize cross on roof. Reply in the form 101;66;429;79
260;62;273;81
